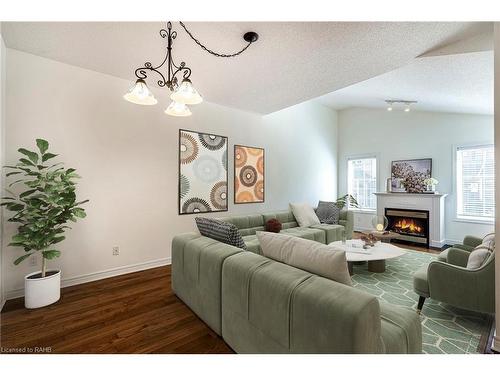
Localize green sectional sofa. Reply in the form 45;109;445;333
172;209;422;353
220;209;353;254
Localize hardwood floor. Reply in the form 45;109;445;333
0;238;457;354
0;266;233;354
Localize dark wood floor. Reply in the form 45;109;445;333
0;238;460;354
1;265;233;354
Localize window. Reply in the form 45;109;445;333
456;144;494;221
347;157;377;210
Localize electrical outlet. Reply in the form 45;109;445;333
112;246;120;256
29;255;37;267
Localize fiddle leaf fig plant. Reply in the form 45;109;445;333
335;194;360;209
1;139;88;277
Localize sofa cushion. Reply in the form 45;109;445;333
242;235;262;254
218;214;265;237
310;223;345;244
315;201;341;224
379;301;422;354
256;231;352;286
413;264;430;298
263;211;298;229
290;202;321;227
195;217;246;249
281;227;326;243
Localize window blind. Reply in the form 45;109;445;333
456;144;494;220
347;157;377;210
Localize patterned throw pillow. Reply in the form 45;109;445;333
195;217;246;250
315;201;341;225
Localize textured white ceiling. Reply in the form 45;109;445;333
316;50;493;115
1;22;493;114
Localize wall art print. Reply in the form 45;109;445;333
391;158;432;193
179;129;228;214
234;145;265;204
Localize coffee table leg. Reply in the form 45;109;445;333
368;260;386;273
348;262;353;275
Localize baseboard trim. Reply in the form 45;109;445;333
5;257;171;301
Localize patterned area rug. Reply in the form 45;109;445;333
350;249;489;354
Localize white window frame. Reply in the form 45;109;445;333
346;155;378;212
454;143;494;224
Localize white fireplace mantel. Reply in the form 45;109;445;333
374;192;448;248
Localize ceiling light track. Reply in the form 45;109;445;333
123;21;259;117
385;100;417;112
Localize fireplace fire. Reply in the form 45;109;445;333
385;208;429;247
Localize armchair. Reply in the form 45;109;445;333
437;235;482;262
413;247;495;314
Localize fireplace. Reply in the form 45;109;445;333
385;208;429;247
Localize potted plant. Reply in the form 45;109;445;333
335;194;360;209
1;139;88;308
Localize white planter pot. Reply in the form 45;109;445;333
24;269;61;309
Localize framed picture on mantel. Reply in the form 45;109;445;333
391;158;432;193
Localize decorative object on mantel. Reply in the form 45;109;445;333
124;21;259;117
423;177;439;193
178;129;228;214
391;158;432;193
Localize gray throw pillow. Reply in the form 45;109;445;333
195;217;246;250
316;201;341;224
466;245;492;269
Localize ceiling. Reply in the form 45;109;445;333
317;50;493;115
1;22;493;114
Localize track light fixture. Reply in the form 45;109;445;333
124;21;259;117
385;100;417;112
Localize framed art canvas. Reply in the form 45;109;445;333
234;145;264;204
391;158;432;193
178;129;228;214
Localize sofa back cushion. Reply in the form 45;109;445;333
256;231;352;286
218;214;265;236
195;217;247;249
290;202;321;227
263;211;298;229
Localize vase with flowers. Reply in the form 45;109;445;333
423;177;439;193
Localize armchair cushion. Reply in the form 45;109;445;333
463;235;483;249
413;264;430;298
446;248;470;267
466;245;492;269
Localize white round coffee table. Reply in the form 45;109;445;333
330;239;406;274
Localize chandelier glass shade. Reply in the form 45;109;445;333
123;79;158;105
165;101;192;117
170;79;203;105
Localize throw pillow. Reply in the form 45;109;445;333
315;200;341;224
195;217;246;250
265;218;282;233
466;244;492;269
256;231;352;286
289;202;321;227
482;233;495;251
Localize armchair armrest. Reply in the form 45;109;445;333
339;210;354;240
462;235;482;249
446;248;470;267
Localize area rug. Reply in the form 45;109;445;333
350;249;489;354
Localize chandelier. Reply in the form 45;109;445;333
124;22;259;117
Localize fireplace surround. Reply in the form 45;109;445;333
385;208;429;247
374;192;447;248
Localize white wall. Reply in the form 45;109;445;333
0;28;6;309
337;108;494;244
2;49;338;298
